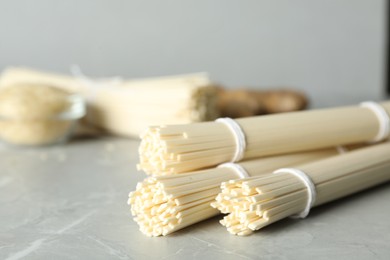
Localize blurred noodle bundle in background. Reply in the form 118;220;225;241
0;67;308;145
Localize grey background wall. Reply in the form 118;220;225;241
0;0;386;107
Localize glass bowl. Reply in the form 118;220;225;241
0;94;86;146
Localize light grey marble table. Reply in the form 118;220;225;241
1;137;389;260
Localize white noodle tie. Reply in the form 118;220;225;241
218;163;250;179
70;64;123;102
216;118;246;162
336;145;347;154
273;168;316;219
360;101;390;143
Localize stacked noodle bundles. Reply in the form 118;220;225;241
0;67;219;137
128;148;343;236
129;101;390;236
211;142;390;236
138;101;390;176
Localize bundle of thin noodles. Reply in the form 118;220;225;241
128;147;344;236
0;67;219;137
211;141;390;236
138;101;390;176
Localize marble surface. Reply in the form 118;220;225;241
1;137;390;260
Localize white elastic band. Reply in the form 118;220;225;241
70;65;123;102
336;145;347;154
218;163;250;179
70;65;123;125
273;168;316;219
360;101;390;143
216;118;246;162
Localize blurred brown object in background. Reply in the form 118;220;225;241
217;88;308;118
